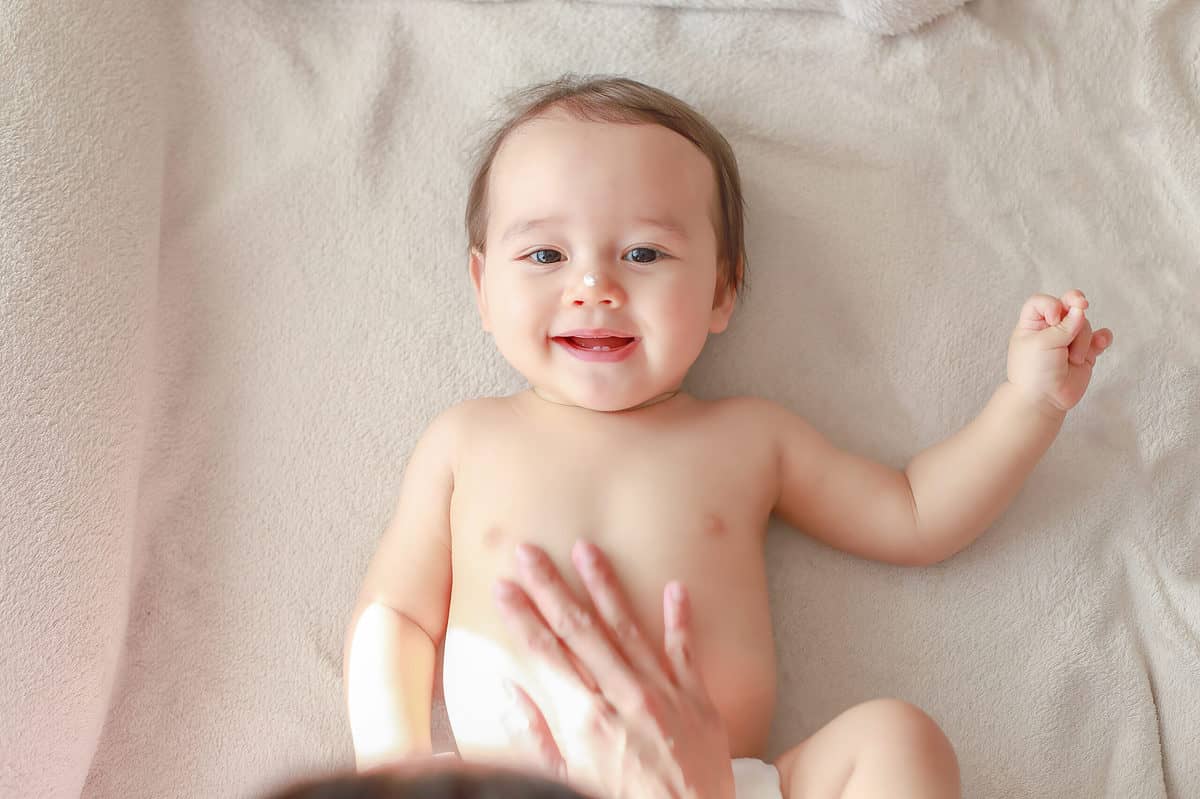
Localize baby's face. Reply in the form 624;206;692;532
470;110;735;412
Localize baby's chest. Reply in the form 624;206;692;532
459;444;740;534
447;437;777;669
448;439;774;595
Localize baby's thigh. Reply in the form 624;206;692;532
772;698;958;799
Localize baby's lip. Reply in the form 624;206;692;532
554;327;638;339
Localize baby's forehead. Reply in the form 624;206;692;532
498;112;710;174
488;116;719;223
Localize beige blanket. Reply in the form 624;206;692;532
2;1;1197;797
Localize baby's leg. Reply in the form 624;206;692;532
773;698;960;799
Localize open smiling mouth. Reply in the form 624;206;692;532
558;335;634;351
552;334;639;362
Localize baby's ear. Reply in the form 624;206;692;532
468;248;490;332
709;259;740;334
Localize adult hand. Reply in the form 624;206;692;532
493;539;736;799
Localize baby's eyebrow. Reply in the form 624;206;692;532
500;215;690;243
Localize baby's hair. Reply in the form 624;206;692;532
463;73;749;301
262;768;592;799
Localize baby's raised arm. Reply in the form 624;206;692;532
343;406;461;769
761;289;1112;567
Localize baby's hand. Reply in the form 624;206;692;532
1007;289;1114;413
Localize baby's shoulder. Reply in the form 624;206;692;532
420;396;507;443
399;398;504;480
697;394;802;451
702;394;791;428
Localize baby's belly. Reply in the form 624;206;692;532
441;545;778;783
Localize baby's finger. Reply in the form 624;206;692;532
572;540;669;683
1059;288;1088;312
1086;328;1113;365
662;581;710;700
1037;304;1087;351
1068;314;1093;366
1016;293;1066;332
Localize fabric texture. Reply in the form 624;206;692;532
2;1;1197;798
466;0;971;35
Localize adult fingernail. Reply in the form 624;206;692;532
576;540;599;569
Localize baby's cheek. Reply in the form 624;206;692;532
656;293;712;363
491;286;540;335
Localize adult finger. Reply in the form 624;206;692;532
662;581;710;699
494;579;591;688
513;544;643;705
502;680;568;782
572;540;670;680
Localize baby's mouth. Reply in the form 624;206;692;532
556;335;635;352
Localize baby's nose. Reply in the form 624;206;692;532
564;271;624;307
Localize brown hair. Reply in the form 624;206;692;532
463;74;749;301
262;767;592;799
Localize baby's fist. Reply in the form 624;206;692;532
1007;289;1113;413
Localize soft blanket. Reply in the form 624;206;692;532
2;1;1196;797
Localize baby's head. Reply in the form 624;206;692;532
464;75;748;412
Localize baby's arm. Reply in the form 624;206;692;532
762;384;1063;567
764;290;1111;567
343;406;461;769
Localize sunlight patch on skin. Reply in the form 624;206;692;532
346;604;409;760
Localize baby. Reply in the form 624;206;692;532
343;75;1113;799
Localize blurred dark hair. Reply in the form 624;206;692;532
263;768;592;799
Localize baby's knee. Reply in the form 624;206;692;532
851;698;957;764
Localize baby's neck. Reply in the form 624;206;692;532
529;385;683;413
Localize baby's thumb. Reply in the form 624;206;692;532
1038;305;1086;349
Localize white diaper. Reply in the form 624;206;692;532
732;757;782;799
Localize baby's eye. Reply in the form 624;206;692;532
625;247;665;264
528;249;563;265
